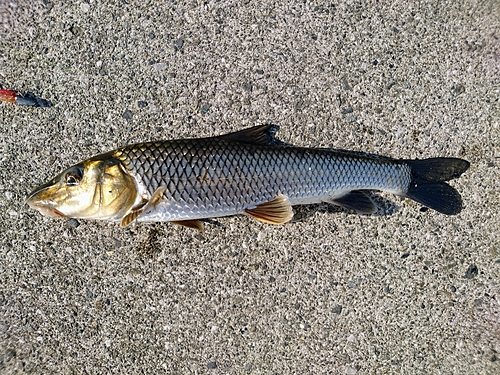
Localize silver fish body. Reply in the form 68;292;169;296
115;138;410;222
27;125;469;228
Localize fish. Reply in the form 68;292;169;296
27;125;470;230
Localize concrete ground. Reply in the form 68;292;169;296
1;0;499;374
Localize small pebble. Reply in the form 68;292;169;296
69;25;84;37
341;107;353;114
207;361;217;369
453;84;465;95
200;103;211;115
332;305;342;314
174;39;184;50
153;62;166;71
464;264;478;279
67;218;80;228
137;101;148;108
122;110;133;119
341;76;351;91
386;82;396;90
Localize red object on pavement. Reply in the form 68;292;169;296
0;89;18;103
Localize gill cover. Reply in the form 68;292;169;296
27;156;138;220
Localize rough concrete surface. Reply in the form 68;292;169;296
0;0;499;374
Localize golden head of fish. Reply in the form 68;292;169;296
27;155;138;220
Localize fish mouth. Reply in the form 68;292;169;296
26;179;67;218
28;203;68;218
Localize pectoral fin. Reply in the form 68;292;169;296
244;195;294;225
171;220;204;231
120;209;142;228
330;190;377;214
120;186;166;228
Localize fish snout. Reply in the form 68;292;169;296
26;180;67;218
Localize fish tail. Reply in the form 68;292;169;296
403;158;470;215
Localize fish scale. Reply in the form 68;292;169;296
112;137;411;222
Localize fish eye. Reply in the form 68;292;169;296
65;167;84;186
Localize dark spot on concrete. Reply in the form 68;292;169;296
5;349;15;359
66;218;80;228
386;81;396;90
201;103;211;115
174;39;184;50
464;264;478;279
341;76;351;91
69;25;84;37
453;84;465;96
122;109;133;119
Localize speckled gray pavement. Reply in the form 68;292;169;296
0;1;499;374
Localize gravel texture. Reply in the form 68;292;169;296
1;1;499;374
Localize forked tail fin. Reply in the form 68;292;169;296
403;158;470;215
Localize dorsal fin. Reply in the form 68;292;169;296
244;195;294;225
217;125;285;146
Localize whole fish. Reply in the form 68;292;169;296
27;125;469;230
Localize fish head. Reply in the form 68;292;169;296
27;156;138;220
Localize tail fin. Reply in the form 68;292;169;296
403;158;470;215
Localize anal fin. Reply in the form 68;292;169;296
244;195;293;225
330;191;377;214
171;220;204;231
120;186;166;228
